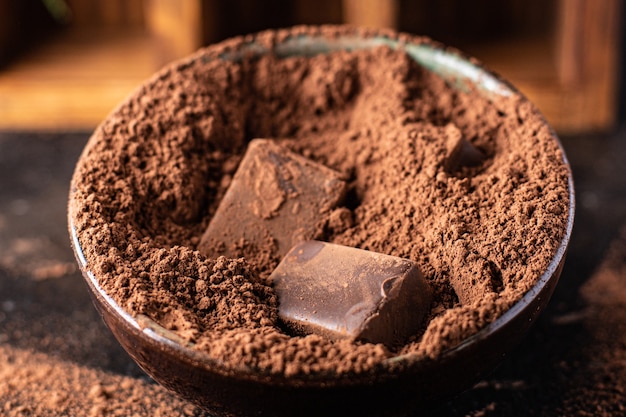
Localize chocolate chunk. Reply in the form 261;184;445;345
270;241;432;347
444;125;485;173
199;139;347;258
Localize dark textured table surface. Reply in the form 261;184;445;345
0;129;625;416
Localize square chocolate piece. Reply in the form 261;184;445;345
270;241;432;347
199;139;346;259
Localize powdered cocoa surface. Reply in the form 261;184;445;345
69;26;571;376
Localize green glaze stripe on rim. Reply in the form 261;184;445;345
220;35;512;98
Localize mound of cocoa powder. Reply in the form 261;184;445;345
69;26;571;376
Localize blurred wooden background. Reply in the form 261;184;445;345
0;0;622;133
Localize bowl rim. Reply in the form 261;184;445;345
68;28;576;386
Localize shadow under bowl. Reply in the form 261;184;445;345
69;29;575;417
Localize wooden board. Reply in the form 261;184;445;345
468;0;621;134
0;0;620;133
0;28;160;130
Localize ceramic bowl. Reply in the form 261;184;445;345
69;28;575;417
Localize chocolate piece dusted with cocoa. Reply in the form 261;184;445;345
443;124;486;173
199;139;347;259
271;240;432;347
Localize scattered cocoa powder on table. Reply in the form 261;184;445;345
69;26;571;377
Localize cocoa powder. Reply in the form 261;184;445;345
69;26;571;376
